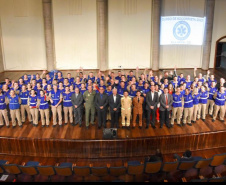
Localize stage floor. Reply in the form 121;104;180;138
0;114;225;140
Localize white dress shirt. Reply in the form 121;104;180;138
113;95;116;103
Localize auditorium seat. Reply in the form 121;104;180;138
177;161;197;177
2;162;22;180
36;165;56;181
161;161;179;180
209;153;226;174
183;177;208;182
73;165;91;181
193;158;212;176
208;176;226;182
54;163;73;179
109;166;126;180
90;166;109;180
0;160;8;174
18;161;40;181
127;161;144;181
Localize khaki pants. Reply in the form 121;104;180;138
63;106;73;124
121;111;131;126
52;106;62;125
213;104;225;120
132;113;142;127
197;104;207;119
171;107;182;125
30;108;39;125
21;104;31;122
10;109;22;126
192;104;199;121
0;109;9;126
183;107;193;124
40;109;50;126
206;99;214;115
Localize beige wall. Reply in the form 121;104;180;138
52;0;97;69
108;0;152;69
0;0;47;70
159;0;205;69
209;0;226;68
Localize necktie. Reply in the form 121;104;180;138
100;94;102;99
76;94;78;99
165;94;168;105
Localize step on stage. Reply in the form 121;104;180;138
0;114;225;159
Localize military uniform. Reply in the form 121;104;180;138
121;96;132;127
83;90;96;127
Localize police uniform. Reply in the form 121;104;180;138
83;90;96;127
19;90;32;123
182;93;193;125
37;95;49;126
213;91;226;121
62;92;73;124
206;87;217;115
28;95;38;126
0;94;9;127
171;93;183;125
121;96;132;127
197;91;208;120
50;90;63;126
8;94;22;127
192;93;200;122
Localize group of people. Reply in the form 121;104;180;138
0;67;226;129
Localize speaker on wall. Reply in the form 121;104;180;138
103;128;118;139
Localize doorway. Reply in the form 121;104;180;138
215;36;226;68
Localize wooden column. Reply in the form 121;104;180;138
151;0;161;71
97;0;108;71
42;0;55;71
202;0;215;70
0;20;4;73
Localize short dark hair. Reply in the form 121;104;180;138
184;150;192;158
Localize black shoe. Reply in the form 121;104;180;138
132;126;135;129
177;124;182;127
46;125;49;128
7;125;10;128
122;126;125;129
79;124;82;127
12;125;16;128
64;123;68;125
0;125;4;128
30;121;33;124
71;122;75;126
86;126;89;129
152;126;156;129
127;126;130;130
59;125;63;128
42;125;45;128
187;123;192;126
53;125;56;128
19;125;23;128
220;120;225;123
167;125;170;128
210;114;213;118
182;123;186;126
197;118;199;120
170;124;174;128
160;125;163;128
98;126;101;129
212;119;215;122
202;119;205;122
139;126;142;129
22;122;25;124
145;126;149;129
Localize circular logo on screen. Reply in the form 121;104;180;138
173;21;191;40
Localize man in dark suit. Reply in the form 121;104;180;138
71;87;84;127
95;87;108;129
159;87;173;128
108;88;121;128
146;85;159;129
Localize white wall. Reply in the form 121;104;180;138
209;0;226;68
108;0;152;69
0;0;46;70
52;0;97;69
159;0;205;69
